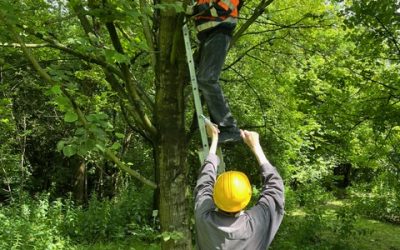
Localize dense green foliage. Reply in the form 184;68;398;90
0;185;155;249
0;0;399;249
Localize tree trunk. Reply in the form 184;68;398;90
155;6;191;250
73;161;86;204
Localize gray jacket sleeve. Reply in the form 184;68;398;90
258;160;285;213
194;153;220;216
249;159;285;247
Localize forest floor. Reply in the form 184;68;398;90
349;218;400;250
326;200;400;250
77;200;400;250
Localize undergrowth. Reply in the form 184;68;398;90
0;185;156;249
1;182;399;249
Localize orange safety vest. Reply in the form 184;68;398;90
194;0;239;32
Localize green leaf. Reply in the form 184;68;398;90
0;118;9;124
89;126;106;140
104;50;130;64
78;139;97;155
95;144;106;152
75;128;86;136
154;3;184;13
63;145;76;157
54;96;71;111
115;132;125;139
50;85;62;95
56;141;65;151
87;113;109;122
162;233;171;242
110;142;121;150
64;112;78;123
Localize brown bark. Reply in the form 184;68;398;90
155;5;192;250
74;161;86;203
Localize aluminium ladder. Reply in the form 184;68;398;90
182;22;225;173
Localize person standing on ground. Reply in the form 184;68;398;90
194;121;285;249
188;0;242;143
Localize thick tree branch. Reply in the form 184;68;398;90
374;16;400;56
132;74;156;111
70;2;155;136
119;100;154;145
103;147;157;189
231;0;275;46
224;37;280;70
347;67;399;92
70;1;95;36
104;69;151;135
139;0;157;68
0;42;49;48
106;22;157;136
242;23;334;36
9;24;157;189
18;25;124;78
18;7;157;139
106;30;155;112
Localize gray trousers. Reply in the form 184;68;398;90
197;31;237;129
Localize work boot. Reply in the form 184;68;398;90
218;127;242;144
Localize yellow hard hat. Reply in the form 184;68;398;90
213;171;252;213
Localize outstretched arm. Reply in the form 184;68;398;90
194;121;220;215
241;130;267;165
204;117;219;155
241;130;284;210
241;130;284;245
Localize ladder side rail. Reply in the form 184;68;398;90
182;23;209;159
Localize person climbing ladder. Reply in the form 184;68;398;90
187;0;242;144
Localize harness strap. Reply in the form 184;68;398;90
196;16;237;32
219;0;236;11
210;7;218;17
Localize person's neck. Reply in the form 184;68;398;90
216;209;243;217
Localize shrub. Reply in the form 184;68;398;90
64;184;157;244
270;185;365;250
0;184;158;249
0;193;74;249
351;185;400;224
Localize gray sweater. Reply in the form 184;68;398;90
194;153;284;250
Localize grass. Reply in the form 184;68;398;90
76;239;160;250
76;219;400;250
278;199;400;250
324;200;400;249
348;218;400;250
76;199;400;250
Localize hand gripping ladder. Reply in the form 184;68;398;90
182;22;225;173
